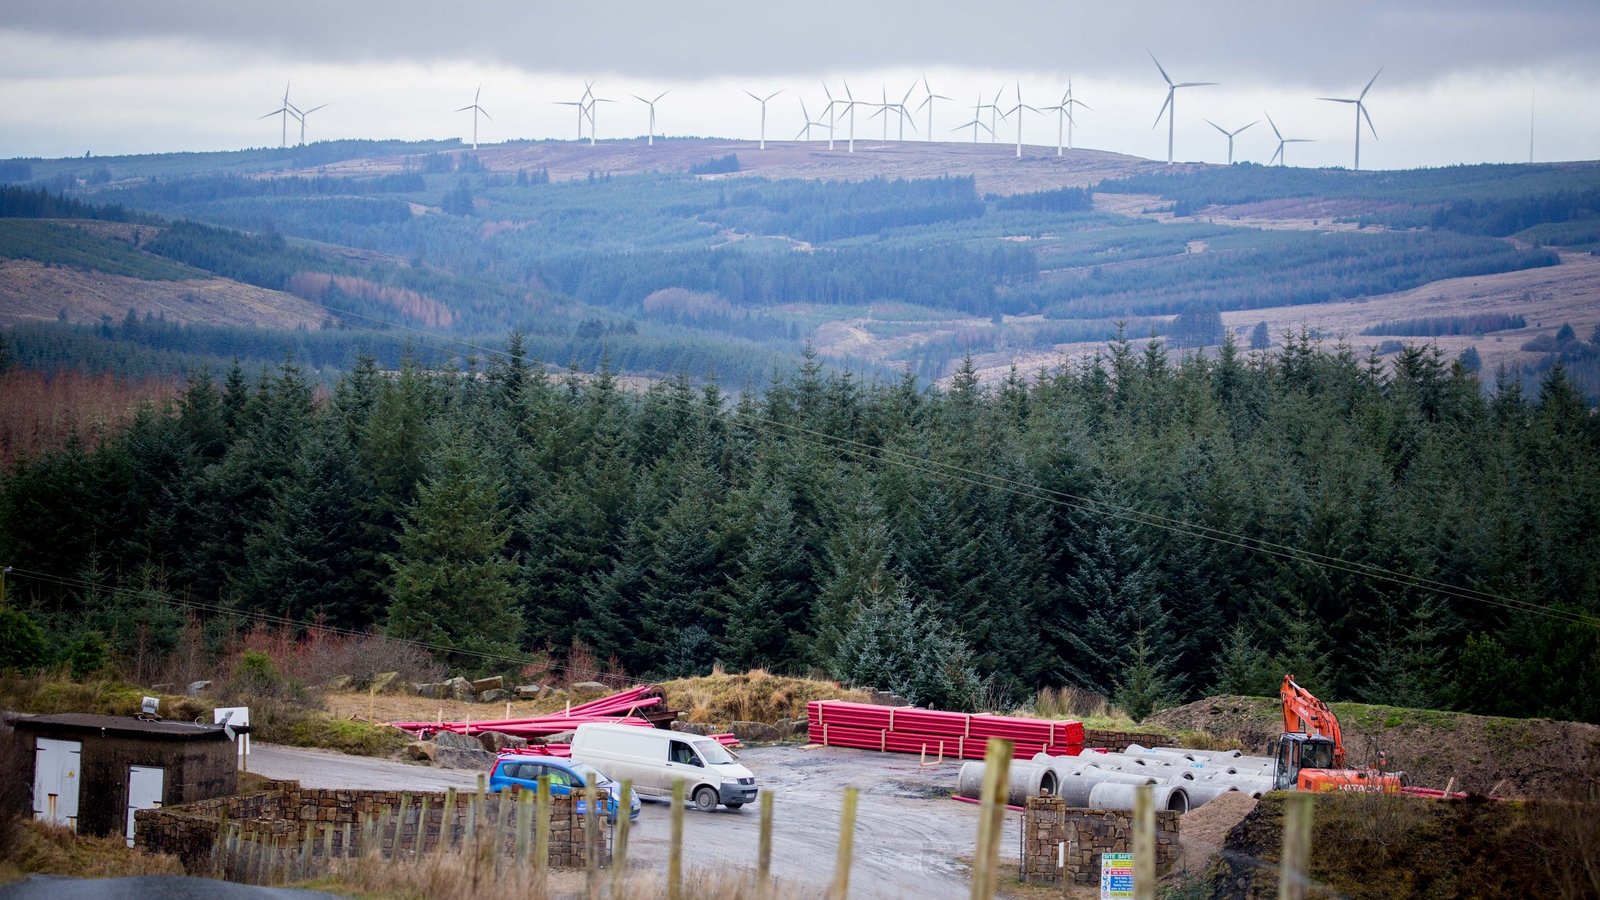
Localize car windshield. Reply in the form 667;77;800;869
694;740;734;766
569;762;609;785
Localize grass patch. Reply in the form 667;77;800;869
284;715;409;757
661;669;868;728
0;820;183;882
0;674;208;721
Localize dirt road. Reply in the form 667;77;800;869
249;743;1011;898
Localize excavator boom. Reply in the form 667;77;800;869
1281;674;1345;768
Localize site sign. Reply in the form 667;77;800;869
1101;852;1134;899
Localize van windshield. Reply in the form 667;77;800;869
694;740;734;766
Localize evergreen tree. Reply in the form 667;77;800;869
827;579;984;711
1211;622;1279;696
1114;628;1178;722
722;476;812;670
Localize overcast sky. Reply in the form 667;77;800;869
2;1;1596;168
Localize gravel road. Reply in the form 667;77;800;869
249;743;1017;898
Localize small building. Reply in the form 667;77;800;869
11;712;238;846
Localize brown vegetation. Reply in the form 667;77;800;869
0;258;327;330
0;820;184;882
662;668;868;728
286;271;455;329
0;369;179;469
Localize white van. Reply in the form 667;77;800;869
569;723;759;811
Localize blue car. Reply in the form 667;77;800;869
488;755;642;822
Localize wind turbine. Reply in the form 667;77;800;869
795;97;828;141
456;85;491;151
259;82;295;148
1061;78;1091;150
1041;92;1075;156
1265;113;1315;167
820;83;842;149
631;90;669;146
915;75;952;143
836;80;863;152
952;92;994;143
1003;84;1040;159
1318;68;1381;170
983;85;1008;143
291;102;327;147
1203;118;1257;165
586;89;615;146
745;89;782;149
1149;52;1216;164
870;84;917;142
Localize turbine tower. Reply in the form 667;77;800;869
1062;78;1091;151
953;92;993;143
1003;84;1040;159
555;84;590;141
821;83;841;150
1149;52;1216;164
1264;113;1315;166
745;89;782;149
915;75;952;143
983;85;1008;143
1203;118;1257;165
456;84;492;151
837;80;863;153
259;82;296;149
292;102;327;147
1318;68;1381;170
586;89;615;146
631;90;669;146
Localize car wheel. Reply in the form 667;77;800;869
693;786;718;811
725;802;744;810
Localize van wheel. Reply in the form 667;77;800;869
693;786;719;811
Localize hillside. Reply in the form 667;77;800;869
1148;695;1600;798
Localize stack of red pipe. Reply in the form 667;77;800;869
392;684;665;738
806;700;1083;760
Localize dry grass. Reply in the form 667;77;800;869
0;673;207;721
0;820;183;881
661;669;869;728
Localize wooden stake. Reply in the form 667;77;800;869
758;789;774;898
1134;784;1154;900
584;781;600;900
341;821;352;859
443;787;458;848
1279;792;1314;900
972;737;1015;900
396;794;412;860
535;776;552;874
515;788;533;862
832;786;860;899
612;780;633;898
669;779;685;900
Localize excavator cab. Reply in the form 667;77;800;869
1272;733;1337;791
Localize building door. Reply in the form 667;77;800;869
32;737;82;830
125;766;166;847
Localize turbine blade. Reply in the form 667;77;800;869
745;90;761;101
632;94;648;103
1153;91;1172;129
303;104;328;115
655;90;670;102
1270;145;1283;165
456;105;474;112
766;90;783;101
480;108;492;121
1204;117;1227;135
1361;104;1378;140
1175;82;1217;88
1266;112;1283;140
1360;67;1383;100
1237;120;1257;134
1147;50;1173;86
1318;97;1357;104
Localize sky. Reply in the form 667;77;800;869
2;1;1597;169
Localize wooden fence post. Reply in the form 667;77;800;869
669;779;685;900
535;776;552;874
1134;784;1155;900
584;781;601;900
396;794;412;860
1279;792;1314;900
415;795;432;856
832;786;860;900
515;788;533;862
758;788;774;898
972;737;1015;900
443;787;458;848
612;780;633;898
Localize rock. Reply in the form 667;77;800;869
371;671;403;694
151;683;176;693
434;747;496;770
479;688;512;703
868;690;910;707
433;731;482;751
730;721;781;744
478;731;529;753
546;688;569;701
469;675;505;695
567;681;610;700
325;675;354;692
773;717;808;738
543;730;576;744
445;676;476;702
514;684;546;700
404;741;436;761
671;721;715;736
186;680;213;697
413;682;444;699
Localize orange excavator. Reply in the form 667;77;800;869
1273;674;1405;793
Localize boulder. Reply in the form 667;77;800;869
670;721;715;736
543;730;576;744
186;680;213;697
546;688;569;702
469;675;505;695
445;676;475;702
434;747;496;770
371;671;403;694
730;721;781;744
404;741;437;762
479;689;512;703
433;731;482;752
567;681;611;701
478;731;529;753
514;684;546;700
324;675;354;692
773;717;808;738
413;682;445;699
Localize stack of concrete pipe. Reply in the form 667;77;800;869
951;743;1282;812
956;760;1060;807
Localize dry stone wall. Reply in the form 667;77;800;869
1021;795;1179;885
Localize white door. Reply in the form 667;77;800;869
126;766;165;847
32;737;82;830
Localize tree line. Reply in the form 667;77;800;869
2;333;1596;722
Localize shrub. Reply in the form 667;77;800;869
0;607;48;672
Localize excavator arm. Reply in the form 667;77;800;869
1281;674;1345;768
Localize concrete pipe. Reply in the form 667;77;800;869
1057;771;1159;807
956;761;1060;806
1088;781;1191;814
1178;780;1240;808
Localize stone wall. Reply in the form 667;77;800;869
1083;729;1176;752
1021;795;1179;885
136;779;607;878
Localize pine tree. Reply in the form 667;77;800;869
722;476;812;670
813;480;896;666
827;579;983;711
385;435;521;673
1114;628;1178;722
1211;623;1278;696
